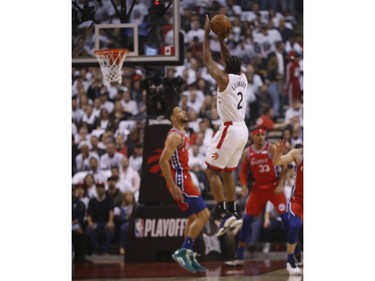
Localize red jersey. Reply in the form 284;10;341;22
168;128;190;172
167;128;200;197
291;156;303;204
285;60;301;105
240;142;279;191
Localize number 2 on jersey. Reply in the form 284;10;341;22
237;92;243;109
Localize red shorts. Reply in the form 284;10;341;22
245;188;287;216
289;198;303;222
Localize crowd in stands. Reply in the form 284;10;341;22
72;0;303;262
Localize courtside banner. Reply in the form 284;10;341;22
125;205;223;263
138;115;174;205
125;205;187;263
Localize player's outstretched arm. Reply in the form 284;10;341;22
203;15;227;90
218;37;230;63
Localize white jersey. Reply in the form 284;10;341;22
217;73;248;122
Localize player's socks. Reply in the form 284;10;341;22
287;253;295;266
236;246;245;260
182;236;194;251
217;201;225;214
226;201;236;214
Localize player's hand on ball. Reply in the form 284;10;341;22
204;15;211;36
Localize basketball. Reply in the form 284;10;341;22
210;14;232;38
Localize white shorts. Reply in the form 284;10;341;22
205;121;248;172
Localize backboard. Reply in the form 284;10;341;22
72;0;182;67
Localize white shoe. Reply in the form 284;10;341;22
225;259;244;267
216;215;236;237
286;262;302;275
262;242;271;254
230;218;242;228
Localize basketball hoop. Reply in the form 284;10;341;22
94;48;129;84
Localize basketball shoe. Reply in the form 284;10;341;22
216;211;237;237
286;261;302;275
224;258;245;266
172;248;196;273
189;251;207;272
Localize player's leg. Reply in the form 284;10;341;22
225;189;266;266
222;123;249;222
205;167;236;236
172;197;210;272
185;207;210;272
270;191;289;230
286;201;303;275
204;125;229;220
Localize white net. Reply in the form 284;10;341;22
94;49;128;84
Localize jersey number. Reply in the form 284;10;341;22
237;92;243;110
259;164;270;173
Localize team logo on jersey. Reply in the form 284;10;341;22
211;152;219;160
278;203;286;212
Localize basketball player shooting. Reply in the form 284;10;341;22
203;14;249;237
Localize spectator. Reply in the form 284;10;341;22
115;134;128;156
245;64;264;126
255;106;290;132
100;141;124;170
186;88;205;115
84;173;98;199
72;157;108;185
72;96;85;126
76;142;99;172
95;108;115;132
117;191;137;256
198;118;214;148
72;184;91;264
186;19;205;43
99;92;114;114
73;182;90;210
74;126;91;146
284;99;303;127
82;104;97;132
253;21;282;61
86;182;115;255
118;156;141;201
120;90;139;117
187;108;201;133
92;97;103;119
90;135;106;157
199;95;214;119
72;135;79;175
284;51;301;107
277;18;295;43
106;176;123;208
129;142;143;174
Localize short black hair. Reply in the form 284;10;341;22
225;56;242;75
165;105;178;121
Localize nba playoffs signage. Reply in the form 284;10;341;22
125;205;223;263
134;218;186;238
125;205;190;263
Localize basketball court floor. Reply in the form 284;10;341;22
72;252;303;281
